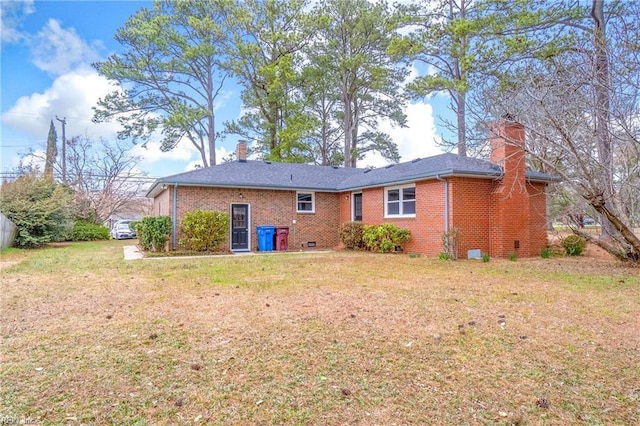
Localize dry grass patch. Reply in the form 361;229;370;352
1;241;639;425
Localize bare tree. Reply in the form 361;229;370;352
22;136;152;223
481;0;640;261
64;136;151;222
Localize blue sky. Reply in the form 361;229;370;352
1;0;447;178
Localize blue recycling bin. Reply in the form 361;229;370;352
257;225;275;251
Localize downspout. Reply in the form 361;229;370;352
172;183;178;250
436;175;449;253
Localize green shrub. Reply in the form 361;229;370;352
340;222;365;250
362;223;411;253
137;216;172;252
540;247;552;259
508;252;518;261
71;220;110;241
481;252;490;262
179;209;229;251
438;252;454;260
561;234;587;256
0;174;73;247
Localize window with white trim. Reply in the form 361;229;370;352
385;184;416;217
297;192;315;213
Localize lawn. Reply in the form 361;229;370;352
1;241;638;425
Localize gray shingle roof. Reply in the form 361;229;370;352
335;153;503;190
146;154;559;197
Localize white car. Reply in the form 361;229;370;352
110;221;137;240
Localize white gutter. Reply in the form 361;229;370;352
172;183;178;250
436;175;449;253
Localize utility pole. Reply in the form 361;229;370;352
56;116;66;183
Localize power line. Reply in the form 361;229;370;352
0;172;159;184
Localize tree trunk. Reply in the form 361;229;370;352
452;0;468;158
585;191;640;262
591;0;614;238
343;75;353;167
457;91;467;157
350;97;359;168
207;64;216;167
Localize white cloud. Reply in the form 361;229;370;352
1;63;235;177
19;148;45;170
362;100;443;168
29;18;102;76
132;140;233;175
1;0;34;43
131;140;195;171
1;67;121;139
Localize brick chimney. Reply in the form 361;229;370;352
236;140;247;162
490;118;526;185
489;119;530;258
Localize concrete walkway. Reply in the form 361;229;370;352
123;245;330;261
123;245;144;260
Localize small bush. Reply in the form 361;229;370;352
438;252;454;260
362;223;411;253
340;222;365;250
481;252;490;262
407;252;420;258
71;220;110;241
179;210;229;252
508;252;518;261
540;247;552;258
561;234;587;256
0;174;73;247
137;216;172;252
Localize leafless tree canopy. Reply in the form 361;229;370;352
479;1;640;261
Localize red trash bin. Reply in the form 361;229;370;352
275;227;289;251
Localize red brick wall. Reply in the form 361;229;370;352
339;191;351;223
449;177;493;257
489;120;537;258
170;186;340;250
155;178;550;257
355;180;446;255
527;182;550;256
153;187;172;216
331;120;550;259
490;177;530;258
153;128;550;257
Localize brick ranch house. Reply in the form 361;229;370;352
146;120;559;258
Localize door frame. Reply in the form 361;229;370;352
230;203;251;252
351;191;363;221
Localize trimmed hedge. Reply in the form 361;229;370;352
362;223;411;253
340;222;365;250
72;220;110;241
137;216;172;252
179;209;229;251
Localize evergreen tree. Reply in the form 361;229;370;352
93;0;231;167
44;120;58;179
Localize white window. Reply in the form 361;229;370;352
297;192;315;213
385;184;416;217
